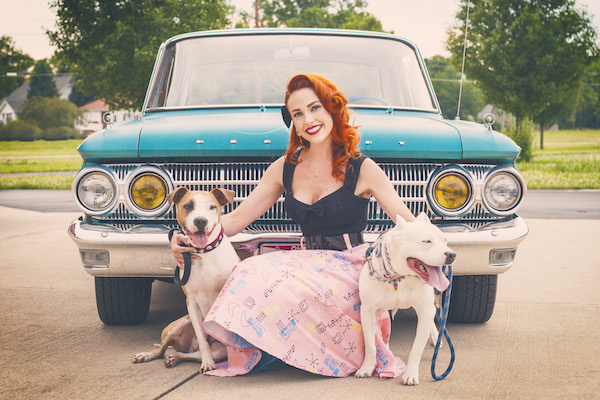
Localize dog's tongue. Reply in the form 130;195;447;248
189;232;208;249
425;265;450;292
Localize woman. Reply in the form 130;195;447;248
171;74;415;377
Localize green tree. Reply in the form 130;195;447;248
19;96;83;130
446;0;598;156
0;36;34;99
259;0;386;31
27;59;58;99
48;0;231;110
426;55;484;120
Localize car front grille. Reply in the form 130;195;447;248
99;162;501;233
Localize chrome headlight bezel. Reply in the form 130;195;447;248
72;166;119;216
482;166;527;216
124;165;174;217
427;165;475;217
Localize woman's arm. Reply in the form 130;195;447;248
221;156;286;236
355;158;416;222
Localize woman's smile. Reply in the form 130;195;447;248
306;124;322;135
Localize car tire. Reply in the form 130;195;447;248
95;277;153;325
448;274;497;323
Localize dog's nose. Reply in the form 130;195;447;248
444;251;456;265
194;217;208;232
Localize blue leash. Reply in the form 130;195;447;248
431;264;455;380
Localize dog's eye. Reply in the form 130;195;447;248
183;203;193;211
210;204;217;210
422;240;431;244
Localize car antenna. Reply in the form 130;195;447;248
455;1;472;120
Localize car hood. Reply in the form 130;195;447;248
77;108;520;163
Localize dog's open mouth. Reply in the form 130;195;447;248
185;229;209;249
407;258;450;292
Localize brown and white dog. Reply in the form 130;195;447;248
355;213;455;385
132;187;239;371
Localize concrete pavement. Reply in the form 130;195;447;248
0;207;599;399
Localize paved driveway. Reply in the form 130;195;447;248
0;206;598;399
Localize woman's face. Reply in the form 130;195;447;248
287;87;334;147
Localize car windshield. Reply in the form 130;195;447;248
146;33;437;111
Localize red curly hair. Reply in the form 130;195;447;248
283;74;361;182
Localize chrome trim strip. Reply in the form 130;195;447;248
68;216;528;277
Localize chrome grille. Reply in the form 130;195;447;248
99;162;501;233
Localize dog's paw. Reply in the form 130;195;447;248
402;368;420;385
200;359;217;373
132;351;158;363
355;361;376;378
164;354;180;368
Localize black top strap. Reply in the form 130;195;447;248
343;155;367;192
283;150;301;192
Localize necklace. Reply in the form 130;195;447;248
309;151;329;178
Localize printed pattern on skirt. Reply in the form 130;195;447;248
203;245;405;378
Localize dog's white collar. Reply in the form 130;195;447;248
365;236;406;287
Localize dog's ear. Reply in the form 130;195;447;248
167;187;189;205
211;188;235;206
416;212;431;224
395;214;408;229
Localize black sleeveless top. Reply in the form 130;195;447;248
283;155;370;237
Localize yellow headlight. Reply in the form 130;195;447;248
434;174;470;210
130;175;166;210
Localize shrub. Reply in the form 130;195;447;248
504;119;534;162
19;96;84;130
41;126;82;140
0;120;42;141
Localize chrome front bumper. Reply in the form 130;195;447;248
68;216;528;277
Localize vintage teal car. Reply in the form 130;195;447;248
68;28;528;326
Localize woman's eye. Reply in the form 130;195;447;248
311;105;321;111
293;112;302;118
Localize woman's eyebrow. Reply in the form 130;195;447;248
291;101;320;113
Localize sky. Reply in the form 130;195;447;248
1;0;600;61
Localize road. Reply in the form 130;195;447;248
0;193;599;399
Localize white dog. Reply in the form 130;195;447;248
355;213;456;385
133;187;239;371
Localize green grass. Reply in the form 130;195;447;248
518;129;600;189
0;157;82;173
536;129;600;145
0;174;76;190
0;139;82;156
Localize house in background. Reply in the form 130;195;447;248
1;74;141;132
0;74;73;124
76;99;141;133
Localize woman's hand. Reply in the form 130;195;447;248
170;231;197;269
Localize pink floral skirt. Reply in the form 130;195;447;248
203;245;405;378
